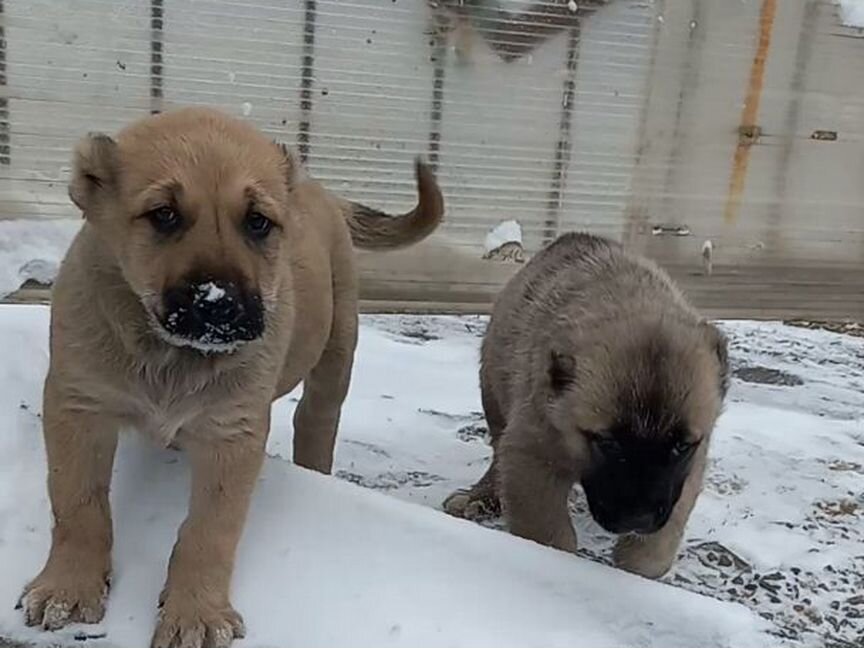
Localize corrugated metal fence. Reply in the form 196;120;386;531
0;0;863;318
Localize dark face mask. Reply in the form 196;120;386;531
581;432;698;535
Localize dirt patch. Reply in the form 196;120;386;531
0;639;31;648
785;320;864;339
399;327;441;342
733;365;804;387
455;423;488;442
418;408;484;423
336;470;445;490
815;499;860;519
826;460;864;475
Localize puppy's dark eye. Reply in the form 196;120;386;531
585;431;616;452
672;439;699;457
146;206;181;234
245;211;274;239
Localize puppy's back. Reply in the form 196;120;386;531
481;233;697;407
496;233;686;320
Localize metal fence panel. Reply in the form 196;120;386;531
0;0;862;319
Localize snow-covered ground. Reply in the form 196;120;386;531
838;0;864;27
0;220;81;296
0;307;862;648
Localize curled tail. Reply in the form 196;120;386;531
343;158;444;250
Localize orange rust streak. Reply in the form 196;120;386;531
723;0;778;226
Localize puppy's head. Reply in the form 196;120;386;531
544;317;729;535
68;108;302;353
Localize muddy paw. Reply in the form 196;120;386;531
443;489;501;520
152;595;246;648
18;569;109;630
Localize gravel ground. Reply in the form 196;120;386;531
333;316;864;648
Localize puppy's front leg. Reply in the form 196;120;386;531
20;382;117;630
152;421;266;648
613;449;708;579
498;433;578;554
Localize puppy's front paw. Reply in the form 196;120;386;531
613;534;677;579
152;591;245;648
18;563;109;630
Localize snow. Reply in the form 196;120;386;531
483;220;522;254
838;0;864;27
0;220;81;296
197;281;226;303
1;307;863;648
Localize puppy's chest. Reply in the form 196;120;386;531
124;373;240;446
134;392;203;446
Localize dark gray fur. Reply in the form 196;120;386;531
445;232;729;578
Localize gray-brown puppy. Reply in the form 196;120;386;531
445;232;728;578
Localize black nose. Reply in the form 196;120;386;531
589;497;671;535
160;280;264;347
197;282;242;325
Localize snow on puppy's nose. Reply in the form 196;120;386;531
159;278;265;352
194;281;236;326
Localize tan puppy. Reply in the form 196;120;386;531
17;107;443;648
445;232;728;579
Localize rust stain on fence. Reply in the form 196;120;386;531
723;0;777;225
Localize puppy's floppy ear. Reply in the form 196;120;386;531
272;140;305;189
68;133;120;214
700;320;730;398
548;349;577;394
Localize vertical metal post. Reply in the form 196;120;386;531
297;0;317;164
542;26;580;244
0;0;10;165
427;28;447;173
150;0;164;114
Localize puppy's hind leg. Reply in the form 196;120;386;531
614;450;707;579
292;293;358;475
443;382;505;520
20;379;117;630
